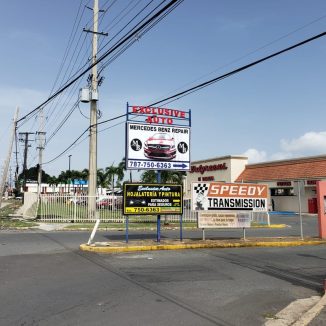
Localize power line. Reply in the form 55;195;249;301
149;31;326;107
32;0;180;150
16;0;181;126
39;0;171;135
43;113;127;165
149;12;326;105
42;30;326;166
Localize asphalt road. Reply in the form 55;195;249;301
0;215;325;326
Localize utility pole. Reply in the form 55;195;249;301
19;132;34;194
83;0;107;220
0;107;19;207
37;108;46;197
14;126;19;192
88;0;99;220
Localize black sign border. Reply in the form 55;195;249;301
123;182;183;216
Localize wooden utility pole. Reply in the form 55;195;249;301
19;132;34;193
37;108;46;197
0;107;19;207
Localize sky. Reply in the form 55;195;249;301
0;0;326;178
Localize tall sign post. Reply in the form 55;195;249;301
125;103;191;242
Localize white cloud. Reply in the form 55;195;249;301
242;131;326;165
242;148;267;163
280;131;326;154
270;152;293;161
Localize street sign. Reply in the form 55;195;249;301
73;179;88;185
197;211;251;228
126;122;190;171
123;183;183;215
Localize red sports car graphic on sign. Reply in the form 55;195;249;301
144;133;176;160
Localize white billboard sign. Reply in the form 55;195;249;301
197;211;251;228
126;122;190;171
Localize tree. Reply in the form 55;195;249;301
97;168;107;194
105;161;125;191
47;175;59;193
140;170;156;183
105;165;118;191
18;165;51;184
140;170;185;184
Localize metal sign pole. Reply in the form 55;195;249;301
126;216;129;243
157;170;161;243
179;215;183;241
297;180;304;240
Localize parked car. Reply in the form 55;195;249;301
96;196;122;209
67;197;87;205
144;133;176;160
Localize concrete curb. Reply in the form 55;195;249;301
80;239;326;254
292;293;326;326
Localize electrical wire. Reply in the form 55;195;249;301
43;113;127;165
24;0;178;157
46;100;80;145
42;30;326;165
149;12;326;105
40;0;169;134
149;31;326;107
42;0;160;141
16;0;181;126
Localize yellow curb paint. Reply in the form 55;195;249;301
80;240;326;254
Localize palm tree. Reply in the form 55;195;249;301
116;159;125;187
81;168;89;181
47;176;58;193
140;170;156;183
120;157;132;182
140;170;185;184
105;165;118;191
57;170;69;193
97;168;107;195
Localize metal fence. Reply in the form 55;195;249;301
38;194;270;225
38;194;197;223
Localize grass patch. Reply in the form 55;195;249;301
263;312;279;320
0;200;38;229
0;219;38;228
0;200;22;218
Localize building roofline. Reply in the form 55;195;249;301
192;155;248;165
246;154;326;169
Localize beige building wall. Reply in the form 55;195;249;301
185;155;248;198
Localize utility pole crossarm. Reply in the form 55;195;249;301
83;28;108;36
